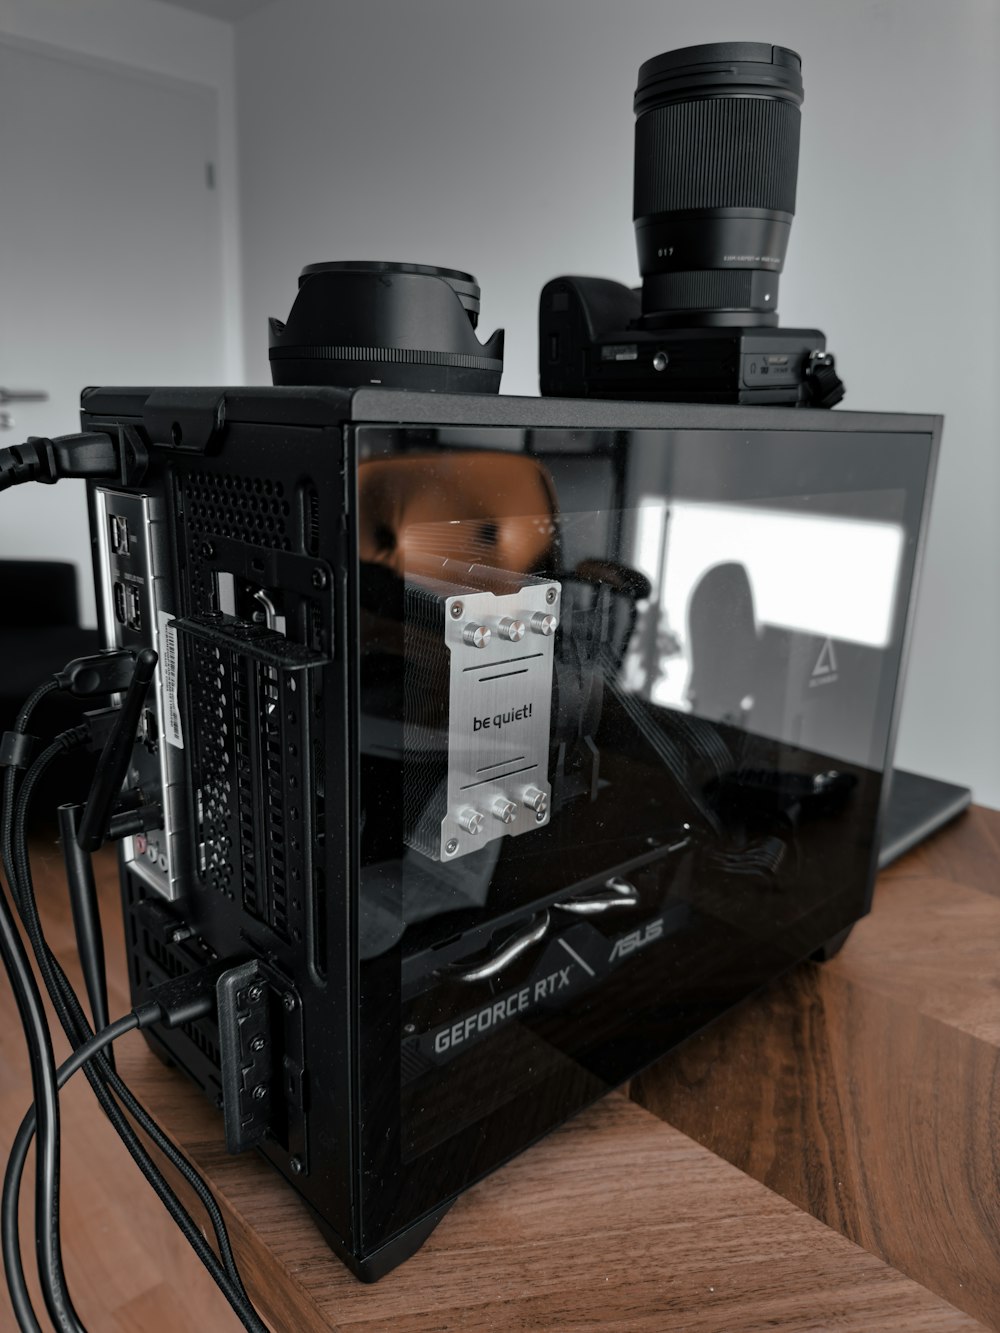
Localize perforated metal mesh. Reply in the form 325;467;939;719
191;638;236;897
184;471;292;550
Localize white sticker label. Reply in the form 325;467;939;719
158;610;184;748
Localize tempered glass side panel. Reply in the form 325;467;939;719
352;422;933;1252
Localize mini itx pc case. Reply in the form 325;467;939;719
82;386;938;1279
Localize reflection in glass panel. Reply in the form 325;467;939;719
354;423;931;1225
624;498;905;768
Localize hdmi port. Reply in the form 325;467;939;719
126;585;143;631
113;581;127;625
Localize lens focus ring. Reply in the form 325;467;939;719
634;97;800;218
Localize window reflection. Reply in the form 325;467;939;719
624;498;905;768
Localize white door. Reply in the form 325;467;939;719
0;39;227;624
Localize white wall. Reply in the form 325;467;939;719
0;0;244;625
1;0;243;384
234;0;1000;804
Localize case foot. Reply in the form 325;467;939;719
312;1200;454;1283
811;924;854;962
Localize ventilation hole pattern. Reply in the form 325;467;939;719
144;931;185;980
181;1019;221;1070
184;471;292;550
261;668;288;936
191;640;236;897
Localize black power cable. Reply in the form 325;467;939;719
1;678;58;907
0;688;84;1333
4;1002;269;1333
4;1017;140;1333
2;690;251;1297
0;444;265;1330
3;682;243;1239
0;856;80;1333
0;432;123;494
8;1001;269;1333
3;738;267;1332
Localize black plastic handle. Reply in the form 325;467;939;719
76;647;157;853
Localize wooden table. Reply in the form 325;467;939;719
633;804;1000;1331
2;809;998;1330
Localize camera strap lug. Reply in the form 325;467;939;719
804;350;846;408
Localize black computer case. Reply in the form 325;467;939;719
81;386;939;1278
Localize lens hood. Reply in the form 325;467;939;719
269;261;504;393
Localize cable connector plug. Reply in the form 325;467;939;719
0;431;123;493
54;723;91;753
55;648;140;698
108;803;164;841
0;719;89;769
78;707;120;754
134;959;237;1031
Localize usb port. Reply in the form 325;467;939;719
140;708;159;753
109;514;130;555
113;581;127;625
126;585;143;631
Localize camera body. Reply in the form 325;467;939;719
539;276;841;406
538;42;845;409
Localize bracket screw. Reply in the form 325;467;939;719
311;568;328;589
445;838;459;856
252;1084;268;1101
283;991;297;1013
247;984;264;1004
250;1035;266;1053
289;1157;303;1174
546;587;558;604
450;601;463;619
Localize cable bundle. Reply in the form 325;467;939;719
0;669;266;1332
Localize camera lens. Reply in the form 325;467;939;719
633;42;803;327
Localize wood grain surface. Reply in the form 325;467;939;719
113;1035;987;1333
0;821;993;1330
632;805;1000;1330
0;839;235;1331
